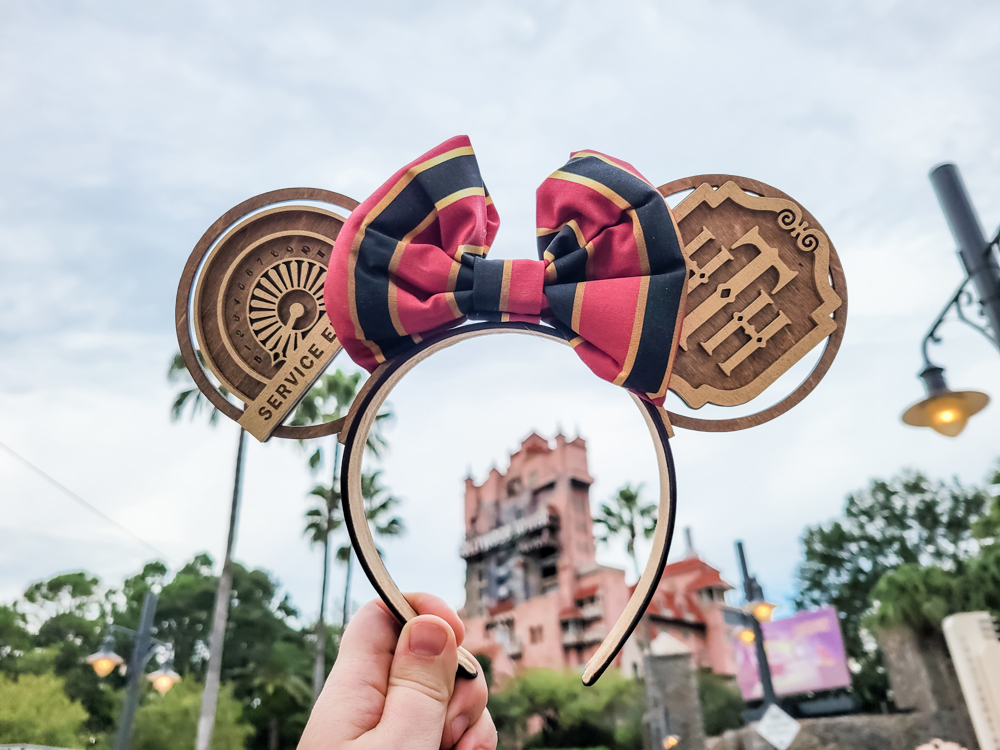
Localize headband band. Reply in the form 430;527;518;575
338;322;677;685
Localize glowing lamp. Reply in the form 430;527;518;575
86;636;124;678
750;599;777;623
663;736;680;749
148;658;181;696
902;365;988;438
737;627;756;645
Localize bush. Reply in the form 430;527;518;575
0;673;89;747
697;671;744;737
490;669;642;750
131;679;252;750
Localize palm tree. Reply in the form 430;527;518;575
235;641;312;750
289;370;390;702
593;483;657;580
168;353;246;750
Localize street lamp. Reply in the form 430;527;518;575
148;656;181;696
901;164;1000;436
749;599;778;624
736;541;778;717
737;626;756;645
902;365;988;437
86;635;125;678
88;593;179;750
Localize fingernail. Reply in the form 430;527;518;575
451;716;469;743
409;620;447;656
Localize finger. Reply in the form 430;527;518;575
453;709;498;750
376;592;466;645
304;598;401;744
372;614;459;749
441;664;489;749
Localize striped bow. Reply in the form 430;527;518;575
324;136;688;405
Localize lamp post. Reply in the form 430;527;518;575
902;164;999;436
86;592;179;750
736;541;778;715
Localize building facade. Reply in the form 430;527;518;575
459;432;743;681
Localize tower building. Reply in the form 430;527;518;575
459;432;742;681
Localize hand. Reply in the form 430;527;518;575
299;593;497;750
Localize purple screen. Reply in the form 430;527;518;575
734;606;852;700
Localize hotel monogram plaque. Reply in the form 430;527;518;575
660;175;847;432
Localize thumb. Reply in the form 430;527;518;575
374;614;458;749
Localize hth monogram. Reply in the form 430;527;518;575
663;178;844;417
680;226;797;376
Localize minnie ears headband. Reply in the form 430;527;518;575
176;135;847;685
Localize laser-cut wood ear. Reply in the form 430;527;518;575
338;322;677;685
176;188;360;441
659;175;847;432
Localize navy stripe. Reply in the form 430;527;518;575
621;267;687;394
560;156;652;213
536;231;559;256
471;257;504;315
560;156;683;276
545;226;587;283
354;154;486;342
545;284;577;332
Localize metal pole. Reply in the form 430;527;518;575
113;592;157;750
735;541;777;707
929;164;1000;343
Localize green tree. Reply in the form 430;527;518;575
593;484;656;579
289;369;391;700
0;604;33;675
489;669;642;749
0;673;89;747
697;671;745;737
20;572;117;732
795;469;989;709
168;353;247;750
973;460;1000;542
869;541;1000;635
131;679;252;750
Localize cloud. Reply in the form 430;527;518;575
2;0;999;624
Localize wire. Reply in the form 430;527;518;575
0;438;175;565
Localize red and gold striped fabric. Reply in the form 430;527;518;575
324;135;688;405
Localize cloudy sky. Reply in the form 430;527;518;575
2;0;1000;629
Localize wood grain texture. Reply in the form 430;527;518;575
657;175;848;432
175;188;359;441
338;322;677;685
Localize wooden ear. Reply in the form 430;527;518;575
658;174;847;432
175;188;360;442
339;321;677;684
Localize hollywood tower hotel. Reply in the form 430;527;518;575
459;432;741;680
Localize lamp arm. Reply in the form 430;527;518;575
921;278;979;369
104;624;171;666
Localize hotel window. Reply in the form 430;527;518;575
530;625;544;643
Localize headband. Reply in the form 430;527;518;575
323;136;687;682
175;136;847;686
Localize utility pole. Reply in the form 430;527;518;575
114;592;157;750
736;541;777;710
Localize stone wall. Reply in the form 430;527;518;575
701;626;980;750
705;710;978;750
644;653;706;750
